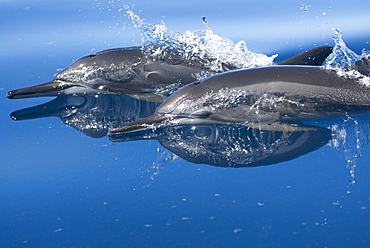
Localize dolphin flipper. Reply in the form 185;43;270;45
277;46;333;66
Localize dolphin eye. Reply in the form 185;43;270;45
89;54;97;58
193;81;201;85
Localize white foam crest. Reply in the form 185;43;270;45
332;68;370;87
124;8;276;72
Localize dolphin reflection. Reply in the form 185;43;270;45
10;94;159;138
7;91;363;168
110;124;332;167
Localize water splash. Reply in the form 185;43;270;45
324;29;360;68
329;117;370;184
323;29;370;86
124;7;276;73
150;146;178;180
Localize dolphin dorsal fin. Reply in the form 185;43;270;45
277;46;333;66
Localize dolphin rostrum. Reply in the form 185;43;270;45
7;46;332;102
108;65;370;135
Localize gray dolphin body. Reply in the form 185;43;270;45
7;47;205;102
7;46;332;102
108;65;370;135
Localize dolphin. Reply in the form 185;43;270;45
108;65;370;135
7;46;333;102
6;47;205;102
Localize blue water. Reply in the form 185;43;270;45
1;1;370;247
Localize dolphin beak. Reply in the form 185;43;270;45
7;80;77;99
108;113;168;136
